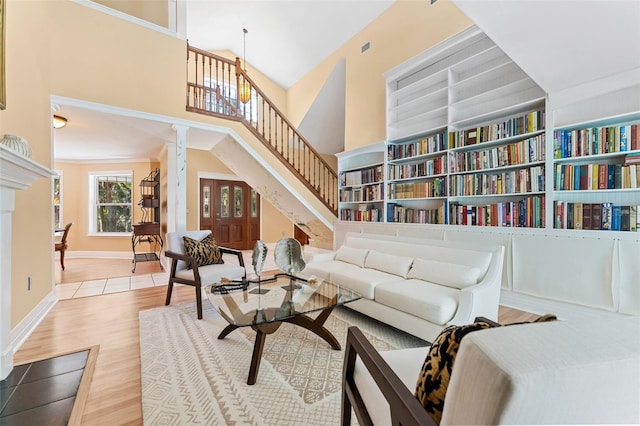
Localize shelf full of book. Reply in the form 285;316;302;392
444;107;547;228
385;130;448;224
337;143;386;223
553;119;640;231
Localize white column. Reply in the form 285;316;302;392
0;187;15;379
0;146;53;380
165;142;177;235
172;124;188;232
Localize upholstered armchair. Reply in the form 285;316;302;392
164;230;246;319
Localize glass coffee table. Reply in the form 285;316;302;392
204;273;361;385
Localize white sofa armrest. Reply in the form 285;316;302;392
448;245;504;325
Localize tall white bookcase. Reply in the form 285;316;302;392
337;25;640;233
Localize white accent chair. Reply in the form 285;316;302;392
165;230;246;319
342;315;640;425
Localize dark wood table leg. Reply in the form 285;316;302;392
247;330;267;385
247;322;281;385
218;324;239;340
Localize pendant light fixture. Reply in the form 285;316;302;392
239;28;251;104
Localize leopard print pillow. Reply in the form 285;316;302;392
414;320;495;425
183;233;224;268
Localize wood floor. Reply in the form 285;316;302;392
17;261;539;425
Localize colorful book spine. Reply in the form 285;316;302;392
554;202;640;232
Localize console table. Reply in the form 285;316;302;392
132;222;163;273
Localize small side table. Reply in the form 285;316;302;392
132;222;164;273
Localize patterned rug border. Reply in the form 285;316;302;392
139;301;427;425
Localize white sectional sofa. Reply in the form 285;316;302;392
305;233;504;342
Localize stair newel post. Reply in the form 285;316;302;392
235;57;242;112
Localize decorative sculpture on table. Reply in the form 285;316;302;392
251;240;269;296
274;237;305;274
252;239;268;278
274;238;306;298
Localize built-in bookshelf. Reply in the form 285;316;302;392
553;120;640;231
336;25;640;233
380;26;548;229
446;108;547;228
336;143;385;223
385;130;447;224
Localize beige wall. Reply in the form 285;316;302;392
93;0;169;29
2;0;470;327
4;1;54;325
261;202;294;243
53;161;159;252
287;0;472;151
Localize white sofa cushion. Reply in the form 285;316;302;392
407;258;481;289
335;246;369;267
365;250;414;278
353;346;429;426
375;279;460;325
331;269;401;299
175;263;245;286
304;260;357;281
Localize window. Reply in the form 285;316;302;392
89;172;133;235
53;173;62;230
203;77;258;123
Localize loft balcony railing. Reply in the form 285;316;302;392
186;44;338;216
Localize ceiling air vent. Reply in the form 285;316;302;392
361;42;371;54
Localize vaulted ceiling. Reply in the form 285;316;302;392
54;0;640;162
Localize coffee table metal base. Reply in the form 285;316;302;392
217;304;341;385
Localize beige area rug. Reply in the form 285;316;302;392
140;301;427;425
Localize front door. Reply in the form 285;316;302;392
200;178;260;250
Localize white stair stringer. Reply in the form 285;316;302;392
209;133;335;249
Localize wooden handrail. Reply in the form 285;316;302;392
186;43;338;216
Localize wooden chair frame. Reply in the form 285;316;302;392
55;222;73;271
342;326;435;426
164;247;245;319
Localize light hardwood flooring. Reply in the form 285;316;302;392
16;260;539;425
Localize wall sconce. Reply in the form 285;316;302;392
53;115;67;129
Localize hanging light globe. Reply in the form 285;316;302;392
239;81;251;104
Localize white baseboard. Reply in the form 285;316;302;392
500;290;625;321
10;289;58;357
65;250;132;259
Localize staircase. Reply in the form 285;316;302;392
186;44;338;248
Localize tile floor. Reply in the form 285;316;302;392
56;272;170;300
0;350;89;425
